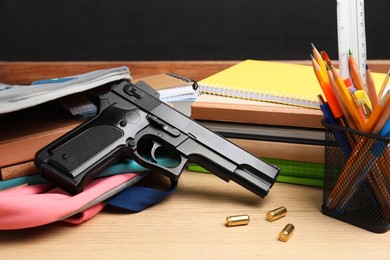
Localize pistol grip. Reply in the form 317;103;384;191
40;124;126;194
48;125;123;176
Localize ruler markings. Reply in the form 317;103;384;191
336;0;367;89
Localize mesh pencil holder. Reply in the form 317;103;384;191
321;120;390;233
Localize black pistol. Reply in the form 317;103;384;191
35;80;279;196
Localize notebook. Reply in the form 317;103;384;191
136;72;199;102
198;60;386;109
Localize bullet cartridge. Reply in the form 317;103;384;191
266;206;287;222
278;223;295;242
226;214;250;227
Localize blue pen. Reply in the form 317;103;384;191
372;118;390;155
318;95;351;157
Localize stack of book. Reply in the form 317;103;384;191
0;71;198;190
190;60;328;187
0;102;84;189
0;66;133;190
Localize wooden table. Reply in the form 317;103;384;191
1;170;389;259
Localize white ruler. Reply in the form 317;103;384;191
336;0;367;86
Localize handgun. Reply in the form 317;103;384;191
34;80;279;196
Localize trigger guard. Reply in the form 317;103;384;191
133;150;188;180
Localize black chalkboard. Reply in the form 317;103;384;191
0;0;388;61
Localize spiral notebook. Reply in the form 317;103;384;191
198;60;324;109
137;72;199;102
199;60;388;109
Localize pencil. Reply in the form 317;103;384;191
326;69;355;129
377;68;390;99
326;91;390;211
318;94;351;157
321;51;367;131
311;55;343;118
371;92;390;134
328;119;390;213
365;64;378;108
311;54;326;84
348;50;366;91
311;43;328;82
370;92;390;134
368;163;390;219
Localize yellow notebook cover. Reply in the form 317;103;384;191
198;60;386;109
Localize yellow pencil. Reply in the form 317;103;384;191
371;92;390;134
311;43;328;82
377;68;390;99
365;64;378;108
311;54;326;84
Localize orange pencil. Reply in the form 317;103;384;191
326;69;355;128
348;50;366;91
321;51;367;131
311;55;343;118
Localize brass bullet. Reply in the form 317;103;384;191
278;223;295;242
226;214;250;227
266;206;287;222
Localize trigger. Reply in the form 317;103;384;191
151;141;162;163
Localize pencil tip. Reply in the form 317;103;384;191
348;49;352;56
311;42;315;49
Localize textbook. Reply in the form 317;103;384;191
192;94;324;129
198;59;386;109
0;161;38;181
228;138;324;163
0;102;84;168
200;120;325;146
